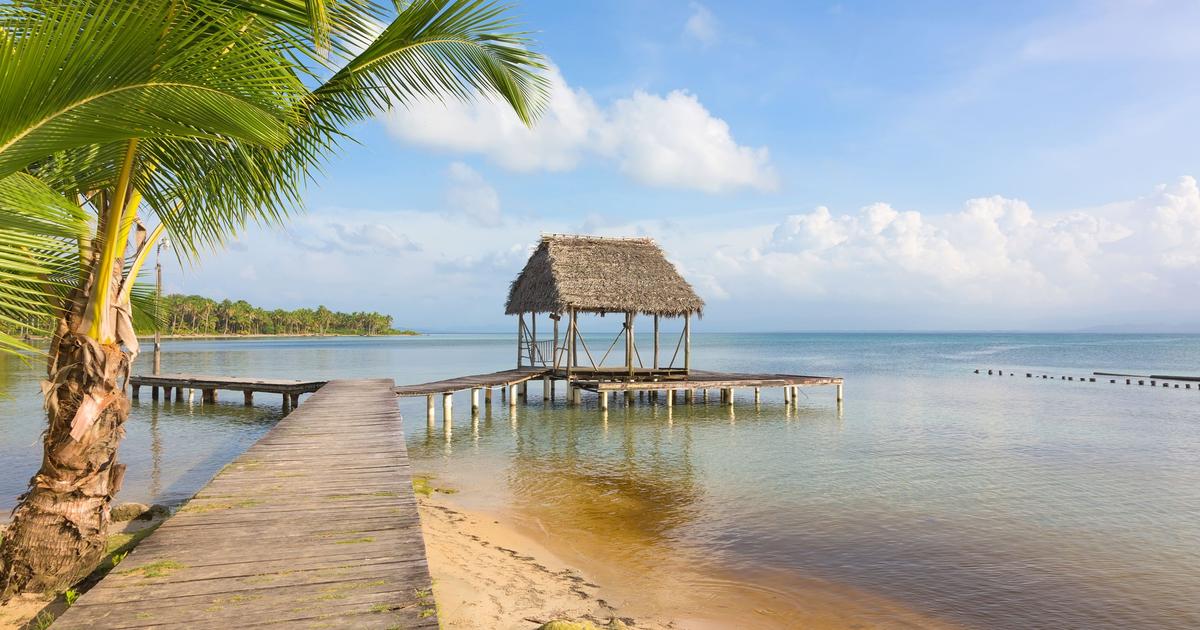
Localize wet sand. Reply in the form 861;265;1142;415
418;491;959;629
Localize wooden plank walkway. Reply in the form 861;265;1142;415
54;379;438;630
393;368;548;397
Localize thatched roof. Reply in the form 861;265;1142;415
505;235;704;317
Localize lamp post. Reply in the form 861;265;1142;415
153;238;169;375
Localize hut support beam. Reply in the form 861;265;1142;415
471;388;480;414
426;395;435;426
653;315;660;370
684;315;691;373
442;393;453;424
599;391;608;410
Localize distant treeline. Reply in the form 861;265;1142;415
155;294;413;336
0;295;414;338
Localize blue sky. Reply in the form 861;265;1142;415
167;1;1200;332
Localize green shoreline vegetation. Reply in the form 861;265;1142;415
1;294;418;339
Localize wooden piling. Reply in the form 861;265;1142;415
174;387;183;402
243;391;253;406
152;386;159;401
666;389;674;408
442;392;453;423
427;395;435;425
599;391;608;410
471;388;480;414
202;388;215;404
509;385;517;407
543;376;551;401
485;387;493;405
281;393;291;415
783;386;791;404
836;383;844;403
754;387;761;403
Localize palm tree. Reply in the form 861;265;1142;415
0;0;545;599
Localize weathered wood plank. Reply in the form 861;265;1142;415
53;379;438;629
393;368;550;396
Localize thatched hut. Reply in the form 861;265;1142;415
506;234;704;380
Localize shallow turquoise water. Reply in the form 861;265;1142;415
2;333;1198;628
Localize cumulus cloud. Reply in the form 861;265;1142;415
444;162;502;225
699;177;1200;319
684;3;718;46
383;64;775;193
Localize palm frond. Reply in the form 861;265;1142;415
0;173;88;354
0;0;307;178
314;0;549;126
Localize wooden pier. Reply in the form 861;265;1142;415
397;367;843;423
130;373;328;414
54;379;437;630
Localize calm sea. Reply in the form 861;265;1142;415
1;333;1198;628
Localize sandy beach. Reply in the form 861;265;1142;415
417;488;959;630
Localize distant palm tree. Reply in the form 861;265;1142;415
0;0;545;599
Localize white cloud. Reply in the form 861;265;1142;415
684;3;718;46
693;177;1200;323
383;64;775;193
444;162;501;225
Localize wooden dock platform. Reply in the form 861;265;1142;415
54;379;438;630
130;373;328;414
392;368;547;397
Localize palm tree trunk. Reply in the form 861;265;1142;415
0;323;130;600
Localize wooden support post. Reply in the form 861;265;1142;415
485;387;493;405
599;391;608;411
685;389;694;404
653;315;660;370
754;387;761;404
791;386;798;402
290;393;300;408
442;392;453;423
684;314;691;373
131;383;140;400
203;388;216;404
174;387;183;402
471;388;480;414
519;381;528;404
162;386;171;400
152;386;160;401
625;390;634;405
427;395;435;425
244;391;254;406
509;385;517;408
783;386;791;404
666;389;674;408
725;388;734;406
836;383;844;404
625;312;634;379
281;393;291;415
570;309;578;374
517;312;525;369
574;387;582;405
553;314;560;371
702;388;709;403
